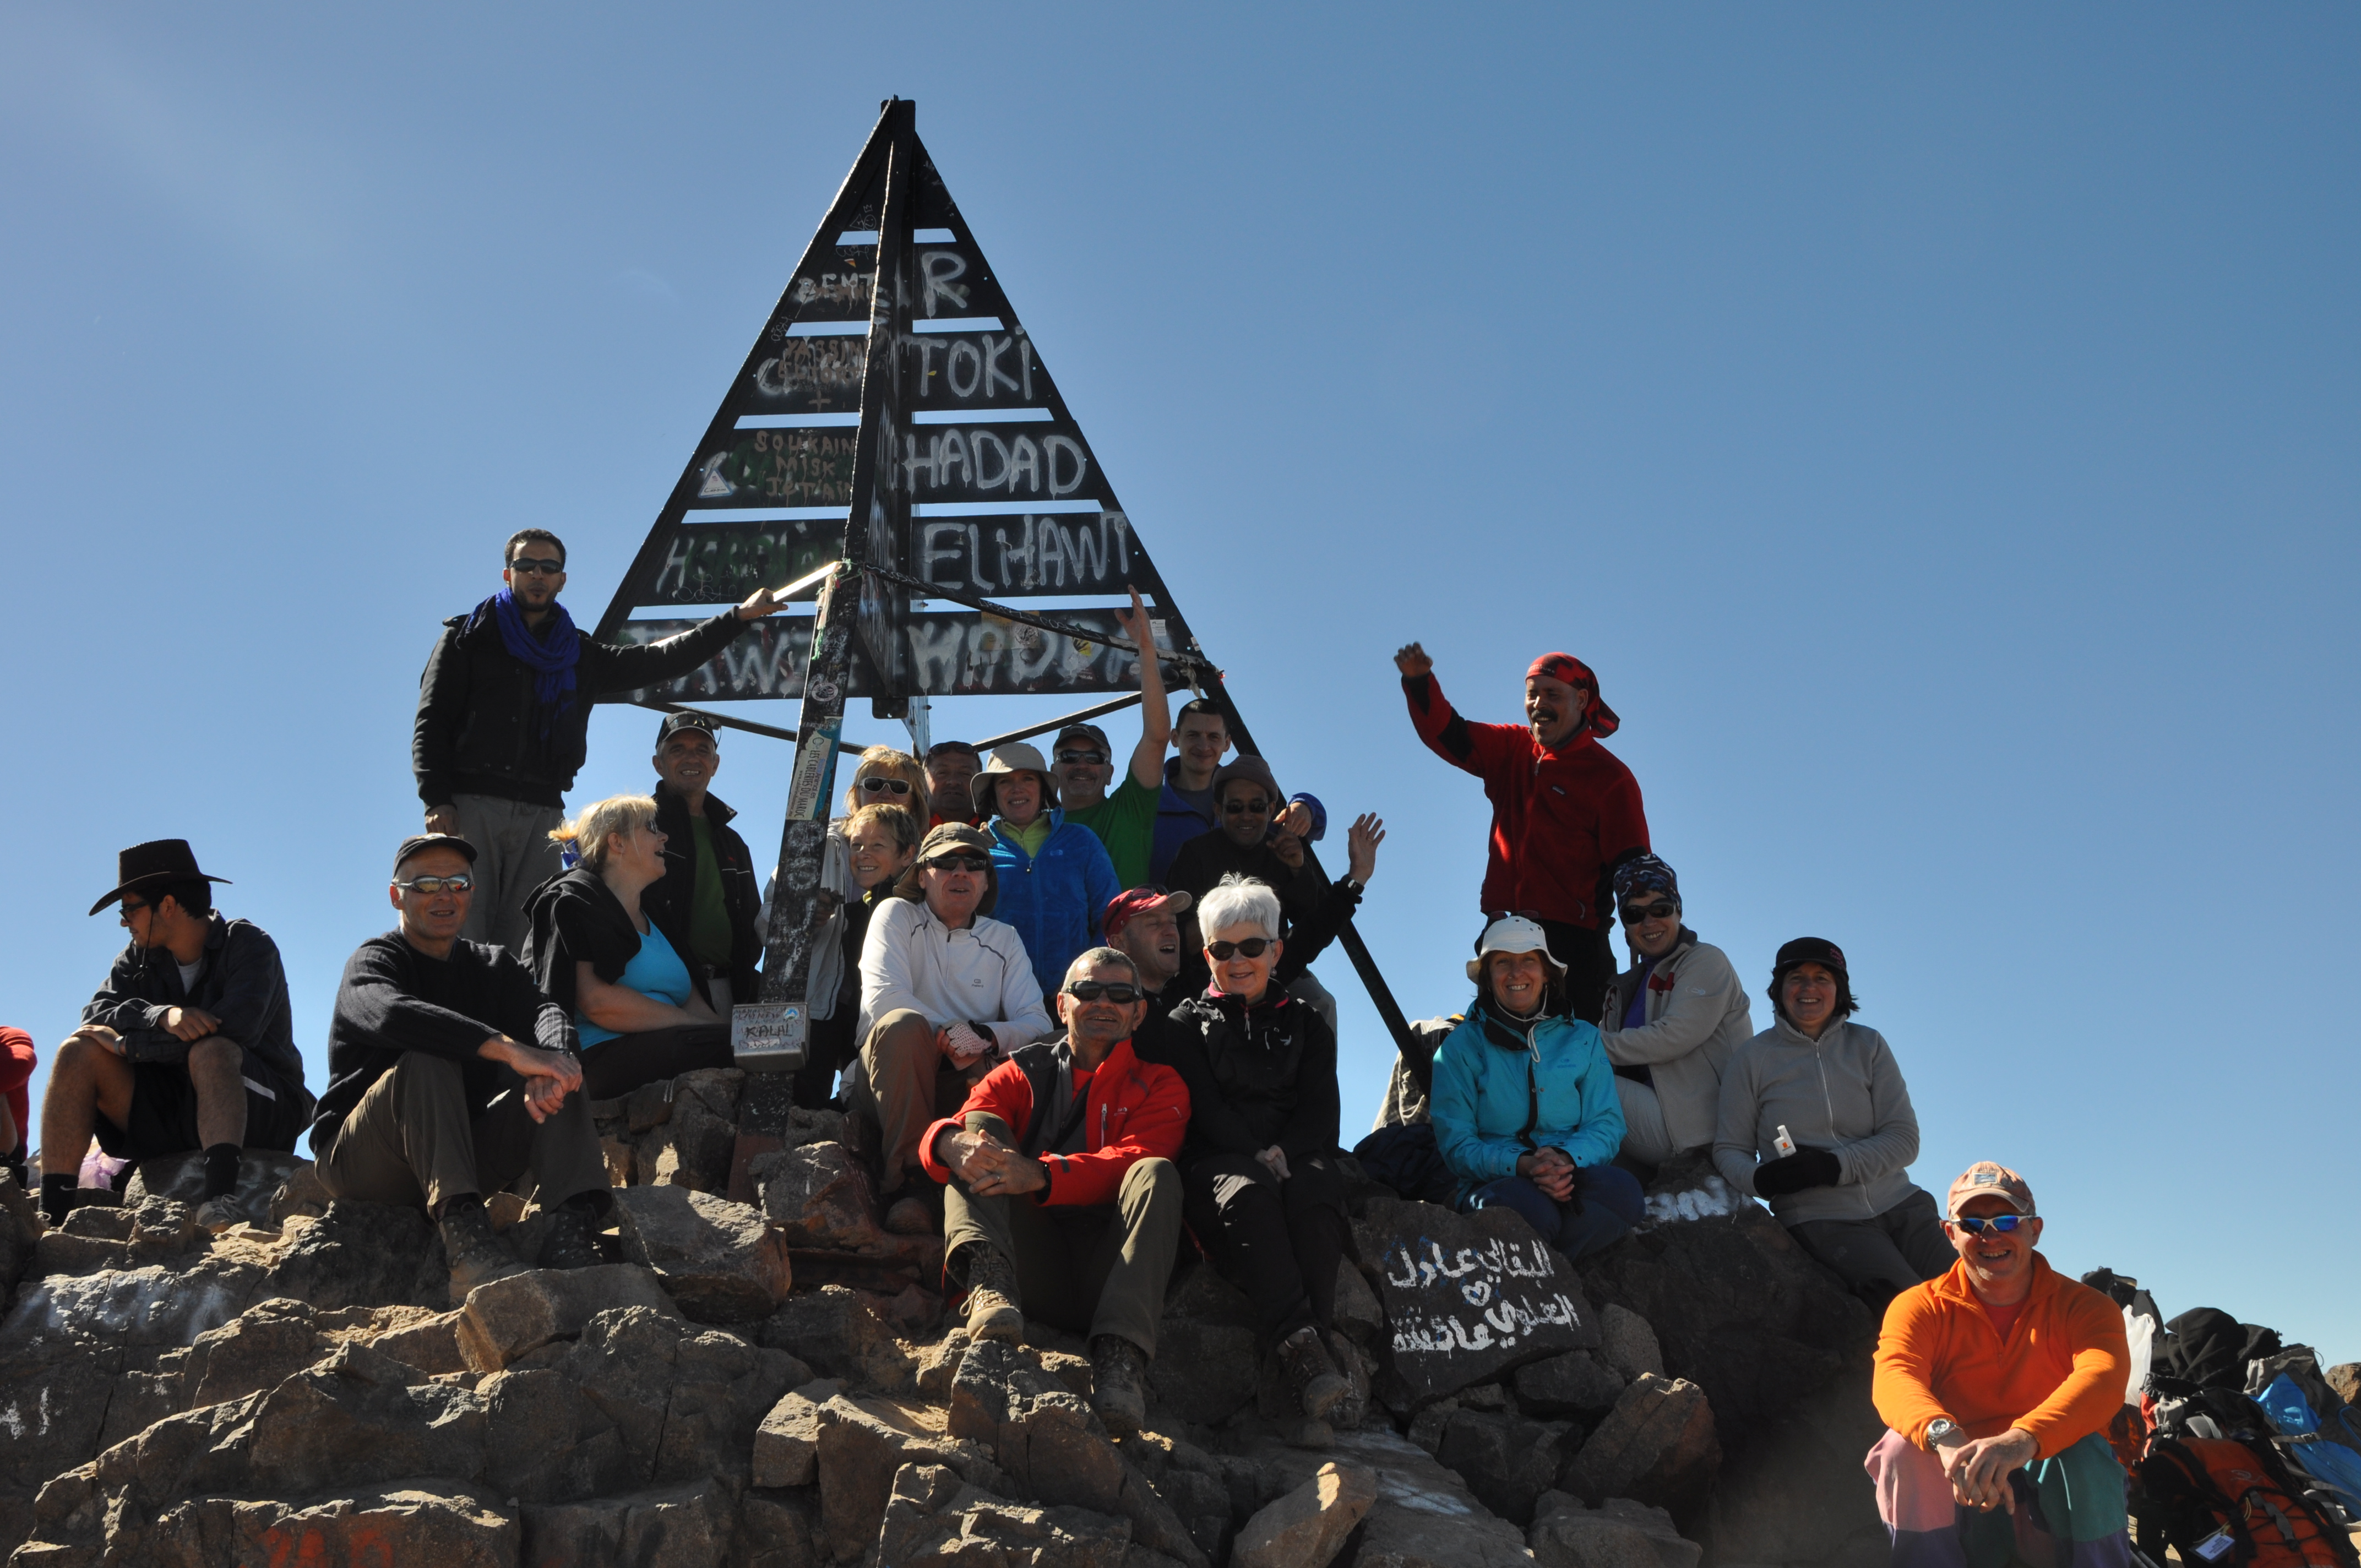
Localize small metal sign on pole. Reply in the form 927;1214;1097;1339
595;99;1416;1191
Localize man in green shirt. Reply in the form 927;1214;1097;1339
643;713;764;1015
1054;587;1171;890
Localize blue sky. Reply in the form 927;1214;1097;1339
3;8;2353;1351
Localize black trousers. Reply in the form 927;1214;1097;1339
1536;919;1617;1026
1180;1150;1354;1348
579;1023;733;1101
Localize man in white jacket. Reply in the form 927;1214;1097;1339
851;824;1051;1204
1598;855;1753;1167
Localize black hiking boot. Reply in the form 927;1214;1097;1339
1090;1334;1148;1436
536;1198;606;1270
1279;1324;1350;1422
439;1198;528;1304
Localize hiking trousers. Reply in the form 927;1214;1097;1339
852;1009;990;1193
450;794;564;956
1790;1188;1954;1301
1180;1150;1354;1348
943;1112;1180;1358
1865;1428;2130;1567
1467;1165;1645;1261
314;1052;607;1216
578;1023;733;1100
1535;919;1615;1026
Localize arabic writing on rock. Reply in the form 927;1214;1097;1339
1380;1234;1585;1356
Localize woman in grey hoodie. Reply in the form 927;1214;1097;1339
1711;938;1951;1303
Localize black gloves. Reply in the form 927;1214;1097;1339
1751;1146;1842;1198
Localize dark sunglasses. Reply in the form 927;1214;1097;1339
1064;982;1143;1003
509;556;565;576
396;874;475;895
1221;798;1272;816
1620;900;1678;924
857;776;913;796
1053;749;1108;766
924;853;991;873
1207;938;1272;960
1951;1214;2034;1234
119;898;150;916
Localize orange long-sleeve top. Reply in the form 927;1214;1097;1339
1872;1251;2128;1460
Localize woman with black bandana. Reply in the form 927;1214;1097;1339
1597;853;1754;1170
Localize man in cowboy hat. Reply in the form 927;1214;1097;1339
846;822;1052;1219
1394;642;1649;1023
974;742;1121;1003
43;841;311;1228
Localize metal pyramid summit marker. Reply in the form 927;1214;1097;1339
592;100;1411;1146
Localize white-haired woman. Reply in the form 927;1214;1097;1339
524;794;732;1099
1146;874;1356;1423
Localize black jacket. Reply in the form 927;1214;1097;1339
1146;986;1340;1163
83;914;309;1099
521;868;643;1018
643;783;763;1009
315;933;574;1147
413;606;747;808
1162;829;1323;929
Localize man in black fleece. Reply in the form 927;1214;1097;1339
312;834;610;1302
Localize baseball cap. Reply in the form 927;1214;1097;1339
1465;914;1567;982
1771;937;1847;981
656;711;720;747
917;822;993;862
1211;755;1281;803
1053;722;1112;758
394;833;478;874
1946;1161;2034;1219
925;739;981;763
1104;886;1193;939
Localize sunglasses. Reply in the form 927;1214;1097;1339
1053;749;1108;766
1207;938;1272;960
509;556;565;576
1620;900;1678;924
396;874;475;895
1951;1214;2034;1234
119;898;150;916
1221;798;1272;816
1064;982;1144;1003
924;853;991;873
858;776;914;796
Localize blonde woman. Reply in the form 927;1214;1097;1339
842;745;928;818
523;795;732;1099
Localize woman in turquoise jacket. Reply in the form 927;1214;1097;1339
974;743;1123;1002
1430;915;1643;1260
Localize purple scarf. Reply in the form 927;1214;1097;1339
471;589;580;734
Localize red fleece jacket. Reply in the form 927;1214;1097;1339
919;1038;1188;1207
1403;672;1649;928
0;1027;34;1153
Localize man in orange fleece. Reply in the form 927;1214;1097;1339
1867;1162;2131;1567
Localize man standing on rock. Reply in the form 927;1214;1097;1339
313;834;612;1302
1394;642;1647;1023
1867;1162;2132;1567
43;840;311;1230
920;946;1188;1436
413;527;804;952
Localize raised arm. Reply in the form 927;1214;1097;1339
1396;644;1521;778
1116;586;1170;791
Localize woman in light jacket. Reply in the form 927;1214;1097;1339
1598;854;1753;1169
1430;916;1642;1260
1712;937;1950;1303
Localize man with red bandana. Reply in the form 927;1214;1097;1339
1395;643;1649;1022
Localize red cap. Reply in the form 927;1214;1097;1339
1103;886;1192;939
1525;654;1619;738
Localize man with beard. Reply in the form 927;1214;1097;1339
42;841;310;1228
1394;643;1648;1023
639;712;761;1015
1867;1163;2132;1567
413;529;801;951
920;946;1188;1436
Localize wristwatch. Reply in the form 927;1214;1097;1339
1926;1418;1966;1450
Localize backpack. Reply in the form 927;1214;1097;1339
2134;1436;2359;1567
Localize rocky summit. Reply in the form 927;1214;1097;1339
0;1098;1889;1567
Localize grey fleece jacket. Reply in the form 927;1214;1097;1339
1711;1016;1928;1226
